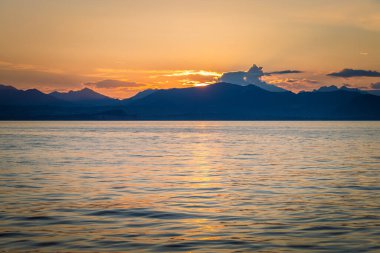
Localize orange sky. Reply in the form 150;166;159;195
0;0;379;98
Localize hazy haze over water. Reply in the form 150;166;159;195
0;121;379;252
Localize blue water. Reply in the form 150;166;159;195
0;121;379;252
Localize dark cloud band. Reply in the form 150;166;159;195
265;70;303;75
328;69;380;78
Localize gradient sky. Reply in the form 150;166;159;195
0;0;379;98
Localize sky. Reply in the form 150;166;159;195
0;0;379;98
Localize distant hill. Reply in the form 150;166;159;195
123;83;380;120
0;83;379;120
367;90;380;96
312;85;366;94
0;84;18;91
123;89;157;105
49;88;119;106
0;84;66;106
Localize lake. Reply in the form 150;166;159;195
0;121;379;252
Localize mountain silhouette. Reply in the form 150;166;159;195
124;83;380;120
0;83;379;120
49;88;119;106
367;90;380;96
0;84;65;106
312;85;366;94
123;89;157;105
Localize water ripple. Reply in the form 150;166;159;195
0;121;379;252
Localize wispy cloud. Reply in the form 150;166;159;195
90;68;221;87
0;60;64;74
371;82;380;89
84;79;145;89
93;69;220;77
0;60;84;91
0;59;92;93
267;78;320;92
163;70;221;77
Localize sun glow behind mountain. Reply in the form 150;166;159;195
194;83;211;87
163;70;221;77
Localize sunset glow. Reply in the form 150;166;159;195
0;0;379;98
1;1;380;252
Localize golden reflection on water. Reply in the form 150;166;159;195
0;121;379;252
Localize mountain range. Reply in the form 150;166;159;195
49;88;118;106
0;83;379;120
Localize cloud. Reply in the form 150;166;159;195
220;65;265;86
0;68;83;91
0;59;85;91
269;78;319;85
84;79;145;89
170;74;218;84
219;65;288;92
371;82;380;89
92;68;221;88
163;70;221;77
219;71;246;85
328;69;380;77
267;78;321;92
152;71;219;88
0;59;64;74
265;70;303;75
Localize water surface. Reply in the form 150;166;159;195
0;121;379;252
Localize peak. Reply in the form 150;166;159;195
64;88;99;95
206;82;242;88
80;87;94;92
77;88;101;95
247;64;264;76
314;85;364;94
49;87;113;102
0;84;18;91
249;64;263;71
26;88;41;92
314;86;339;92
